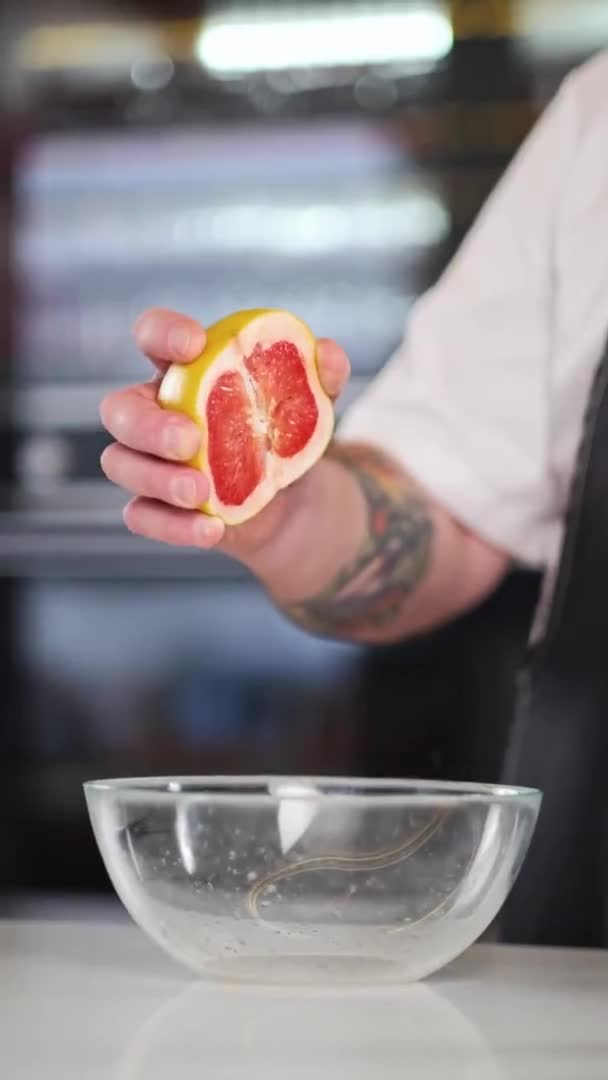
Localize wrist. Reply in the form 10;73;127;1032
246;455;367;603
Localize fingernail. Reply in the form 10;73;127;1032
133;314;157;355
194;516;222;547
164;423;199;461
168;324;192;359
168;323;205;360
172;475;199;508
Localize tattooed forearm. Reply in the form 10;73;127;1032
285;444;434;638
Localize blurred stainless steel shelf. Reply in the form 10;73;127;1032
0;524;248;578
0;487;249;579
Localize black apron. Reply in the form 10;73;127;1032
501;341;608;948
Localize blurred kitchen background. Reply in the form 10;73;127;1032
0;0;605;919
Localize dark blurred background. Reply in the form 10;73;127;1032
0;0;605;920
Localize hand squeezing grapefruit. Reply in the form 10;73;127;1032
158;309;334;525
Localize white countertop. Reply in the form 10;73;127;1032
2;919;607;1079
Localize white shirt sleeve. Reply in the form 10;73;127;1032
339;74;580;568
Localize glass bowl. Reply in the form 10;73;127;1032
84;776;541;987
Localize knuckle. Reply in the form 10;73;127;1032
132;309;156;342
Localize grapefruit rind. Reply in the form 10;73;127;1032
158;309;334;525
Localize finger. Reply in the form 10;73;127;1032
100;383;200;461
316;339;351;400
101;444;209;509
133;309;207;370
123;497;225;549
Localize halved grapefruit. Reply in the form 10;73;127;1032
158;309;334;525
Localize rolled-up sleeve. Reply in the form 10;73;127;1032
340;75;579;568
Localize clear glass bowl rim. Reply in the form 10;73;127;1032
84;776;541;809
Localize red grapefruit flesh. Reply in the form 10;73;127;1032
244;341;319;459
206;370;265;507
206;339;322;508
